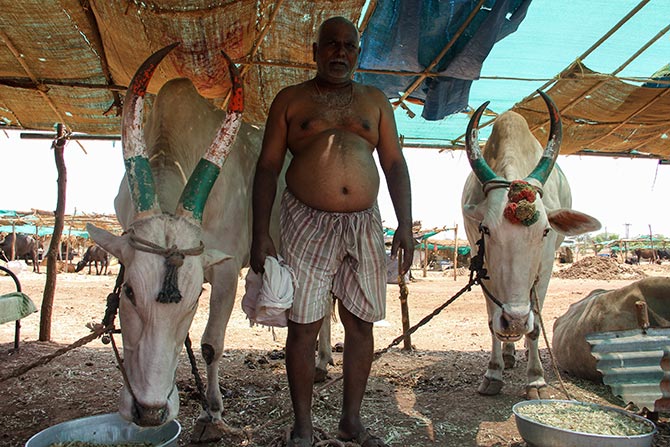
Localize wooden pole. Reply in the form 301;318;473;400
39;124;67;341
10;223;16;260
453;224;459;281
397;249;411;351
423;240;428;277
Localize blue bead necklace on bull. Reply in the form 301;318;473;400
251;15;413;447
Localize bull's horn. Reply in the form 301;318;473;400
465;101;498;184
176;50;244;223
525;90;562;185
122;42;180;215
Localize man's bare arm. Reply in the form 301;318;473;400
375;89;414;275
250;89;291;273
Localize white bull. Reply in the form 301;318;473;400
461;91;601;399
86;44;284;440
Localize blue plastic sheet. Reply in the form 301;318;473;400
356;0;531;120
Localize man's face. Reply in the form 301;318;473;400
313;20;360;84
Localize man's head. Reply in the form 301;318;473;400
313;16;360;85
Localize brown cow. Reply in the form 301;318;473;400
552;277;670;382
634;248;658;264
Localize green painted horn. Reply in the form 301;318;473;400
122;42;180;215
525;90;562;185
176;49;244;223
465;101;499;184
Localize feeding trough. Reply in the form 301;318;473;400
513;399;656;447
25;413;180;447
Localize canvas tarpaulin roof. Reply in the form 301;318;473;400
1;0;526;130
0;0;668;160
0;0;367;131
512;61;670;159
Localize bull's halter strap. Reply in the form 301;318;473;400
469;226;504;310
127;228;205;303
471;222;539;320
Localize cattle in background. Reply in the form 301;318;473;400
558;245;573;264
75;245;109;275
634;248;658;264
461;91;601;399
658;249;670;261
86;44;286;439
553;277;670;382
0;233;41;273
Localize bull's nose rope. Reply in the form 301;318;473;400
127;229;205;303
531;284;572;400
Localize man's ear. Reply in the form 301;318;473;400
312;42;318;62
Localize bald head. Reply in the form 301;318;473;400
317;16;359;44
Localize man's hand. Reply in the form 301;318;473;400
250;234;277;274
391;225;414;275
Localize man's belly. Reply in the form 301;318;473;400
286;136;380;212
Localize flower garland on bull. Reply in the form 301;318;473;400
503;180;540;226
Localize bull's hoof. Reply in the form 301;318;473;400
503;353;516;370
191;418;248;444
314;367;329;383
477;376;504;395
525;385;552;400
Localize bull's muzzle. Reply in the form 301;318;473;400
491;308;532;342
132;400;169;426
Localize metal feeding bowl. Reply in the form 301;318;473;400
25;412;181;447
513;400;656;447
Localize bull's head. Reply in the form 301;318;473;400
463;91;600;342
86;43;243;426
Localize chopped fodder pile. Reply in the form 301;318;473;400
553;256;647;280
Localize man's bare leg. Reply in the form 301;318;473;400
286;318;323;443
337;300;375;440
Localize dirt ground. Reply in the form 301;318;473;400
1;257;669;447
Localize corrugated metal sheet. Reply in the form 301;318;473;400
587;327;670;412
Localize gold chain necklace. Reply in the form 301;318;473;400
312;80;354;108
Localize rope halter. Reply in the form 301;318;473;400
127;228;205;303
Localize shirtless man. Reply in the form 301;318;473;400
250;16;413;447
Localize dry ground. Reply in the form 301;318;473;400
1;257;669;447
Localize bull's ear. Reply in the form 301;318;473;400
202;248;233;269
86;224;131;264
547;209;602;236
463;204;484;223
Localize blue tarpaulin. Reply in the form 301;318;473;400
0;225;89;238
356;0;531;120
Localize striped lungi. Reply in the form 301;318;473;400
280;189;387;324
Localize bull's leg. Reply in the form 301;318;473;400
314;307;333;383
524;324;549;399
503;342;516;369
192;262;239;442
478;335;505;395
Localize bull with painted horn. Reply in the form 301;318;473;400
461;91;601;399
87;43;285;441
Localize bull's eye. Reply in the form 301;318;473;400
480;224;490;236
123;283;136;306
543;228;551;238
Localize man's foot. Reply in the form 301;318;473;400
338;428;388;447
